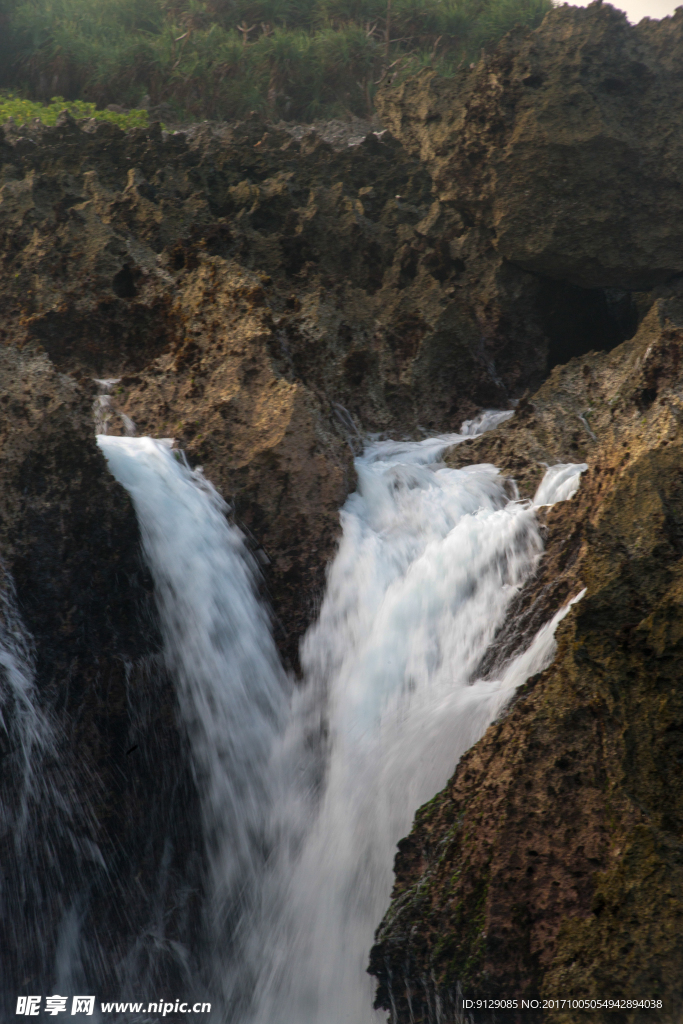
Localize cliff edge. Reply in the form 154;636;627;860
370;4;683;1021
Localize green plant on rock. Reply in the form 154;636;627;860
0;90;150;127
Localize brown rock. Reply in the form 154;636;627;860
369;286;683;1021
5;7;683;1006
117;260;354;666
0;112;565;658
377;4;683;291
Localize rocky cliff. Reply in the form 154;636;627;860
0;348;207;1007
377;3;683;291
2;0;683;1017
370;289;683;1023
5;0;670;661
370;4;683;1022
2;93;610;661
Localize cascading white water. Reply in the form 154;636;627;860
251;423;586;1024
96;418;586;1024
96;436;290;1015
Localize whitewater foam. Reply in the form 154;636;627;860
251;430;586;1024
97;435;290;1014
96;424;587;1024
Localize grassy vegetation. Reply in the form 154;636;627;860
0;0;554;123
0;91;150;128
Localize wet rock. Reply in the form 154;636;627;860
0;349;205;1008
369;283;683;1020
369;14;683;1009
117;260;354;667
4;2;683;1008
0;112;558;657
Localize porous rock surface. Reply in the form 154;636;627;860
367;4;683;1020
0;110;559;663
378;3;683;291
369;288;683;1021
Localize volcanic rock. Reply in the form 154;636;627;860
4;0;683;1014
0;111;563;659
0;347;205;1008
369;283;683;1021
378;3;683;291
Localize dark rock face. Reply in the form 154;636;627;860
366;6;683;1018
0;111;527;429
369;290;683;1021
377;4;683;291
0;349;205;1008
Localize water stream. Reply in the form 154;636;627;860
249;423;585;1024
96;419;585;1022
0;572;105;1013
96;436;290;1017
1;414;586;1021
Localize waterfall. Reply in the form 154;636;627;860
0;570;57;996
96;436;290;1016
92;421;586;1022
250;425;586;1024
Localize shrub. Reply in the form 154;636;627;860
0;90;150;127
1;0;555;123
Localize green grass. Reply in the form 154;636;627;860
0;0;555;123
0;91;150;128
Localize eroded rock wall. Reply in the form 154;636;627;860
0;109;565;657
369;285;683;1023
5;0;671;654
365;8;683;1018
377;4;683;291
3;0;683;1015
0;349;205;1007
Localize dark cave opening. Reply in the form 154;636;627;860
538;278;640;369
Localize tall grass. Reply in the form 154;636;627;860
1;0;554;122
